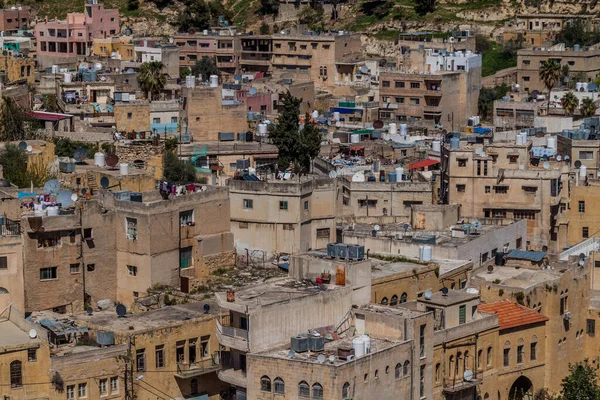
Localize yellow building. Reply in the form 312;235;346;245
93;35;134;60
0;53;35;84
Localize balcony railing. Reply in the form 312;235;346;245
2;219;20;236
176;352;221;378
218;315;249;340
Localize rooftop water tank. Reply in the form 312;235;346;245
395;167;404;182
362;335;371;354
64;73;72;83
450;137;460;149
352;337;365;358
94;152;105;167
51;65;59;74
389;123;397;135
400;124;408;136
120;163;129;176
388;172;397;182
209;75;219;88
419;245;432;262
334;112;341;121
258;123;268;136
546;137;556;149
580;164;587;177
432;141;441;153
351;134;360;144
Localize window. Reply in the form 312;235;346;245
477;349;483;370
459;305;466;324
509;155;519;163
188;338;197;364
583;227;589;238
312;383;323;399
514;210;536;220
523;76;530;81
87;264;95;272
420;365;425;398
133;291;139;298
400;293;407;303
99;379;108;395
200;335;210;358
136;349;146;371
516;237;523;249
155;345;164;368
316;228;330;239
456;184;466;192
487;346;492;366
458;158;467;167
279;201;288;210
409;98;420;105
127;112;132;119
0;256;7;269
243;199;253;209
70;263;80;274
403;360;410;375
28;348;37;361
485;186;491;193
517;345;524;364
358;199;377;208
390;295;398;306
579;201;586;213
381;297;388;305
382;80;390;87
299;381;310;398
410;82;420;89
126;218;137;240
435;363;441;382
127;265;138;276
419;325;426;358
503;348;510;367
78;383;87;398
395;81;405;88
494;186;508;194
560;295;568;314
395;97;405;103
342;382;350;398
579;151;594;160
40;266;57;281
153;118;161;124
522;186;537;194
587;319;596;336
67;385;75;399
530;342;537;361
274;378;285;394
176;341;185;362
261;376;272;392
180;210;194;226
304;201;309;211
395;363;402;379
283;224;295;230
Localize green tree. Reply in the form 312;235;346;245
415;0;435;16
539;59;561;113
475;34;491;54
0;144;52;188
178;0;230;32
477;84;510;120
191;56;220;81
180;67;192;78
259;0;279;15
127;0;139;11
580;97;597;117
297;113;323;174
558;361;600;400
163;151;198;184
137;61;166;100
0;96;41;142
561;92;579;116
260;22;270;35
554;19;600;48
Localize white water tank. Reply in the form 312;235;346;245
203;29;209;35
209;75;219;88
351;134;360;144
576;82;583;91
521;132;528;144
34;209;46;217
94;62;102;71
389;123;397;135
352;337;365;358
583;82;589;92
185;75;195;89
546;137;556;149
516;135;524;145
64;73;72;83
47;206;59;216
395;167;404;182
580;164;587;177
120;163;129;176
258;123;268;136
432;141;441;153
334;111;341;121
94;152;105;167
311;110;319;119
400;124;408;136
362;335;371;354
419;245;432;262
51;65;59;74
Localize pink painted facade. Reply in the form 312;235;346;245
35;1;119;66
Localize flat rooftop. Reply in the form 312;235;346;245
371;260;433;280
473;266;562;290
180;141;278;156
419;289;479;307
51;344;127;366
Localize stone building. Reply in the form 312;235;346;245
0;225;24;313
502;14;596;48
228;177;340;259
0;7;31;33
0;53;35;85
173;31;237;76
114;99;180;134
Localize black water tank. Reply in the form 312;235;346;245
495;252;505;266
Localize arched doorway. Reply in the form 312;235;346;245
509;376;533;400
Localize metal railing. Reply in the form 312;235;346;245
2;219;20;236
218;315;249;340
176;352;221;375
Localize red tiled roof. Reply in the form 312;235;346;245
479;301;549;330
408;158;439;170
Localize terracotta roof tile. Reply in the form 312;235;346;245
479;301;548;331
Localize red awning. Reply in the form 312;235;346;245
408;159;439;170
28;112;73;122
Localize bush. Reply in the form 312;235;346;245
163;151;197;184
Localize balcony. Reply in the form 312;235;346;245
424;89;442;96
2;219;20;236
175;352;222;378
216;316;249;352
380;102;399;110
423;105;442;114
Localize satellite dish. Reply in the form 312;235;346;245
379;58;387;66
28;329;37;339
26;145;33;152
564;155;570;162
106;154;119;167
580;253;586;260
57;190;75;207
43;179;60;195
73;147;88;163
403;223;410;230
100;177;110;189
575;160;582;168
543;161;550;170
373;120;384;129
71;193;78;202
86;307;93;315
471;220;482;230
359;65;369;74
487;265;494;273
328;355;336;363
329;170;338;179
18;141;27;151
424;290;432;300
463;370;474;382
373;224;381;231
441;287;449;296
81;188;87;195
203;304;210;314
248;87;257;95
317;354;326;364
556;155;562;161
288;350;295;358
116;304;127;317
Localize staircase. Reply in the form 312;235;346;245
335;309;354;335
87;171;99;193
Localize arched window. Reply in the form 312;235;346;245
403;360;410;376
390;295;398;306
0;287;8;294
464;350;470;371
435;363;441;382
312;383;323;399
477;349;483;370
449;355;455;378
456;351;463;376
400;293;408;303
261;376;271;392
10;360;22;388
191;379;198;394
299;381;310;398
487;346;493;366
484;393;490;400
274;378;285;394
342;382;350;398
385;365;390;374
381;297;388;305
395;363;402;379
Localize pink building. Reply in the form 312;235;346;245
35;0;119;68
0;7;31;32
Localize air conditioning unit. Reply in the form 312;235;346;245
308;335;325;351
327;243;337;258
348;245;365;260
291;336;309;353
563;312;572;320
335;243;348;259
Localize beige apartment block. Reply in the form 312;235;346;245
557;184;600;250
0;227;24;313
173;31;237;74
228;177;340;258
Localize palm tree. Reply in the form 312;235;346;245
539;59;562;113
581;97;597;118
137;61;166;100
561;92;579;116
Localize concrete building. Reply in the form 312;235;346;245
34;0;119;68
493;100;541;132
0;7;31;32
379;50;481;130
228;177;339;259
173;31;237;75
114;99;180;133
0;222;24;313
133;39;180;78
503;14;596;48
